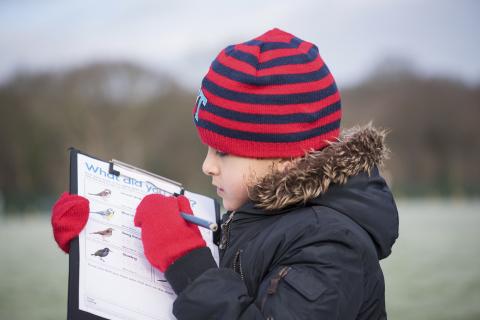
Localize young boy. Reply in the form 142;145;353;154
52;28;399;319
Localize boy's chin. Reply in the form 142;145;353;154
222;198;247;212
222;199;239;212
222;201;236;211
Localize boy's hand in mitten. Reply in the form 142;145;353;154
134;194;206;272
51;192;90;253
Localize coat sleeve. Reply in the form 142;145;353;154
165;228;365;320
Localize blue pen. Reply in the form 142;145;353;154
180;212;218;232
173;191;218;232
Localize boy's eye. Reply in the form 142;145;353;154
216;150;228;157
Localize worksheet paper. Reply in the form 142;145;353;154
75;153;219;320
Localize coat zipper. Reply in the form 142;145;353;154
219;210;236;250
220;212;290;292
219;212;245;282
233;249;245;281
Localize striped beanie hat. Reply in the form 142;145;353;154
193;28;341;158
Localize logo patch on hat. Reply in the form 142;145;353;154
194;89;208;123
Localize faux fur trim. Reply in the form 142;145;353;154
248;123;390;211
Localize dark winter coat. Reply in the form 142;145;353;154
165;125;399;320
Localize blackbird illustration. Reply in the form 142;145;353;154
91;208;114;220
90;227;113;240
89;189;112;198
91;248;111;261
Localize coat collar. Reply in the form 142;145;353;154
228;124;399;259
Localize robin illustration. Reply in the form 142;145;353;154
89;189;112;198
90;227;113;240
91;248;111;261
91;208;115;220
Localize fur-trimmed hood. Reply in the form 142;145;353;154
249;123;390;210
242;123;399;259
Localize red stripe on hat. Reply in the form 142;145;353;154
257;56;324;75
199;109;341;134
197;126;340;158
206;67;334;95
254;28;294;42
203;87;341;115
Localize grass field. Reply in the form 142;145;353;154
1;199;479;319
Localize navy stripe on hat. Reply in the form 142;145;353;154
225;45;319;70
203;77;338;105
202;100;341;124
243;37;303;52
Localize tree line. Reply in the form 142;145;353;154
1;61;478;212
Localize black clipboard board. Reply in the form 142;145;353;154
67;148;105;320
67;148;221;319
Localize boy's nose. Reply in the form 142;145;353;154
202;149;220;176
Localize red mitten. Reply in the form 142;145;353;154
134;194;206;272
51;192;90;253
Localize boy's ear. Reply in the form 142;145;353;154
275;158;299;172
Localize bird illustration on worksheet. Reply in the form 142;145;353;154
91;208;115;220
90;227;114;240
89;189;112;198
91;248;111;261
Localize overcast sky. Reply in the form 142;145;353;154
0;0;479;89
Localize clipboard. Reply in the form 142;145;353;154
67;148;221;320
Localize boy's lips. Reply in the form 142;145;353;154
213;183;224;193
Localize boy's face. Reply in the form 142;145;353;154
202;146;285;211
